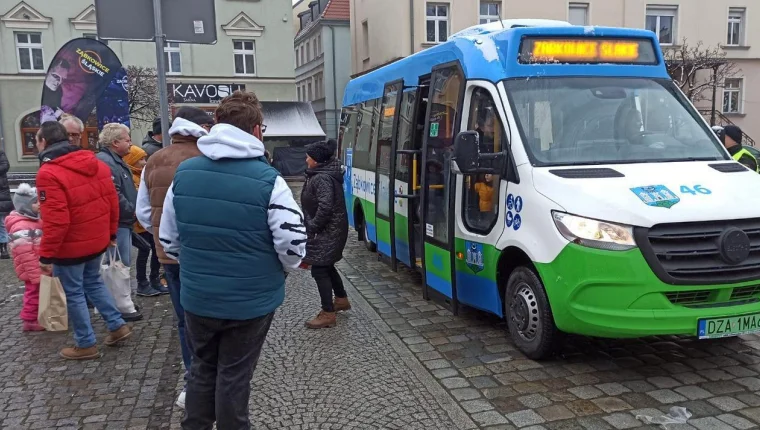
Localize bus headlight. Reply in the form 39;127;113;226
552;212;636;251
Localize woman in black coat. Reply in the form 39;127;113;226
0;151;13;259
301;140;349;329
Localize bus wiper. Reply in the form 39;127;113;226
640;157;722;163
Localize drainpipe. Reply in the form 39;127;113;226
330;26;339;139
409;0;415;56
0;90;5;153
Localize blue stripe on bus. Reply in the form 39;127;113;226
395;239;410;266
427;272;453;298
456;272;503;318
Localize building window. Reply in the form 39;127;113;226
723;79;742;114
361;21;370;59
300;45;305;65
307;81;313;101
568;3;589;26
233;40;256;76
479;2;500;24
15;32;44;73
645;6;677;45
317;35;322;55
313;39;318;59
295;48;299;67
426;3;449;43
307;40;311;62
164;42;182;75
727;8;745;46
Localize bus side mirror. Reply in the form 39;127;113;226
452;130;505;175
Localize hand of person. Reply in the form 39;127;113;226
55;109;64;119
299;262;311;270
39;263;53;276
110;239;117;247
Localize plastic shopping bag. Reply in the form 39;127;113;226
100;247;137;314
38;275;68;331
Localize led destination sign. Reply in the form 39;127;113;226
519;37;658;64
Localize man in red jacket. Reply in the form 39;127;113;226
35;121;133;360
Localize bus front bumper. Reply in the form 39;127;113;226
535;244;760;339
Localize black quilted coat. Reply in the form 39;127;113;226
301;158;348;266
0;152;13;216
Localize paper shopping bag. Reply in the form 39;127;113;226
37;275;68;331
100;247;137;314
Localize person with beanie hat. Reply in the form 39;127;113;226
123;146;165;297
721;125;758;172
301;140;350;329
5;183;45;331
141;117;164;158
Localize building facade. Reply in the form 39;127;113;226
0;0;297;172
294;0;351;139
349;0;759;142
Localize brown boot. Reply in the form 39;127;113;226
105;325;133;346
305;311;336;329
334;297;352;312
60;346;100;360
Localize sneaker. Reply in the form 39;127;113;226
151;278;170;295
176;390;186;409
23;321;45;332
136;281;162;297
60;346;100;360
305;310;337;329
121;311;143;322
105;325;133;346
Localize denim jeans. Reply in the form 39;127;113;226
111;227;132;266
182;311;275;430
164;264;191;378
311;265;347;312
0;215;7;244
54;256;126;348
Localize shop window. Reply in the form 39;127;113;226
20;111;99;155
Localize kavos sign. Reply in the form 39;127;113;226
168;83;246;104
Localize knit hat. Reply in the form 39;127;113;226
122;145;147;176
305;140;333;164
12;183;38;219
724;125;742;145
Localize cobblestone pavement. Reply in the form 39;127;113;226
0;257;182;429
336;236;760;429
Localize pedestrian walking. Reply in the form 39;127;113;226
136;106;213;409
35;121;132;360
0;148;13;260
301;139;350;329
97;123;160;300
159;90;306;429
5;183;44;332
123;145;165;295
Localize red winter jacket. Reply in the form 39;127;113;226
36;142;119;265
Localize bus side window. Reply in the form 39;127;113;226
463;87;504;233
339;107;359;161
354;99;377;170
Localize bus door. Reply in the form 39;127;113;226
375;82;402;265
453;82;511;317
420;63;465;307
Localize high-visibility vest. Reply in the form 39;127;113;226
733;148;760;172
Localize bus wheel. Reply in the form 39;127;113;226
362;220;376;252
504;267;557;360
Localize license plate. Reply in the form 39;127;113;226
698;313;760;339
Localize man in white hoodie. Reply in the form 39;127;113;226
136;106;213;409
159;91;306;429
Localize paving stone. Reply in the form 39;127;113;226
519;394;553;409
707;396;748;412
441;377;471;389
536;405;575;421
507;410;546;427
673;385;713;400
596;383;631;396
451;388;482;401
601;413;642;429
717;413;756;429
646;389;688;404
461;400;495;413
590;397;632;413
472;410;510;426
689;417;735;430
569;386;605;400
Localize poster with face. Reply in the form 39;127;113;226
40;37;123;124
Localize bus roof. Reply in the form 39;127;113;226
343;25;668;107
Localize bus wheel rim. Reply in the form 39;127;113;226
510;282;540;342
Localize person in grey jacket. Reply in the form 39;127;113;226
97;124;159;298
141;118;163;158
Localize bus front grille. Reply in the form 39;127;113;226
731;285;760;301
664;290;711;305
635;219;760;285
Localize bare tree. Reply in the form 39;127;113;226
664;38;740;104
126;66;160;125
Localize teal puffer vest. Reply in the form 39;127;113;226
173;156;285;320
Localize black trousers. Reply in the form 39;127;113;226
135;231;160;283
182;311;275;430
311;265;347;312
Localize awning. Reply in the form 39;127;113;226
262;102;326;140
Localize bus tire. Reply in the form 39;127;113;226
504;267;557;360
362;219;376;252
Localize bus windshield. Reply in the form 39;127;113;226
504;77;729;166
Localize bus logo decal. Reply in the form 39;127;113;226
630;185;680;209
465;241;484;273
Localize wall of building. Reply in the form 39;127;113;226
349;0;760;142
322;24;351;138
0;0;296;172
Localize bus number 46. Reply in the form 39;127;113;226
680;185;712;195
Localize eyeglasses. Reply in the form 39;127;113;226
261;124;268;133
68;133;81;139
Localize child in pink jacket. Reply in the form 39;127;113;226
5;183;44;331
